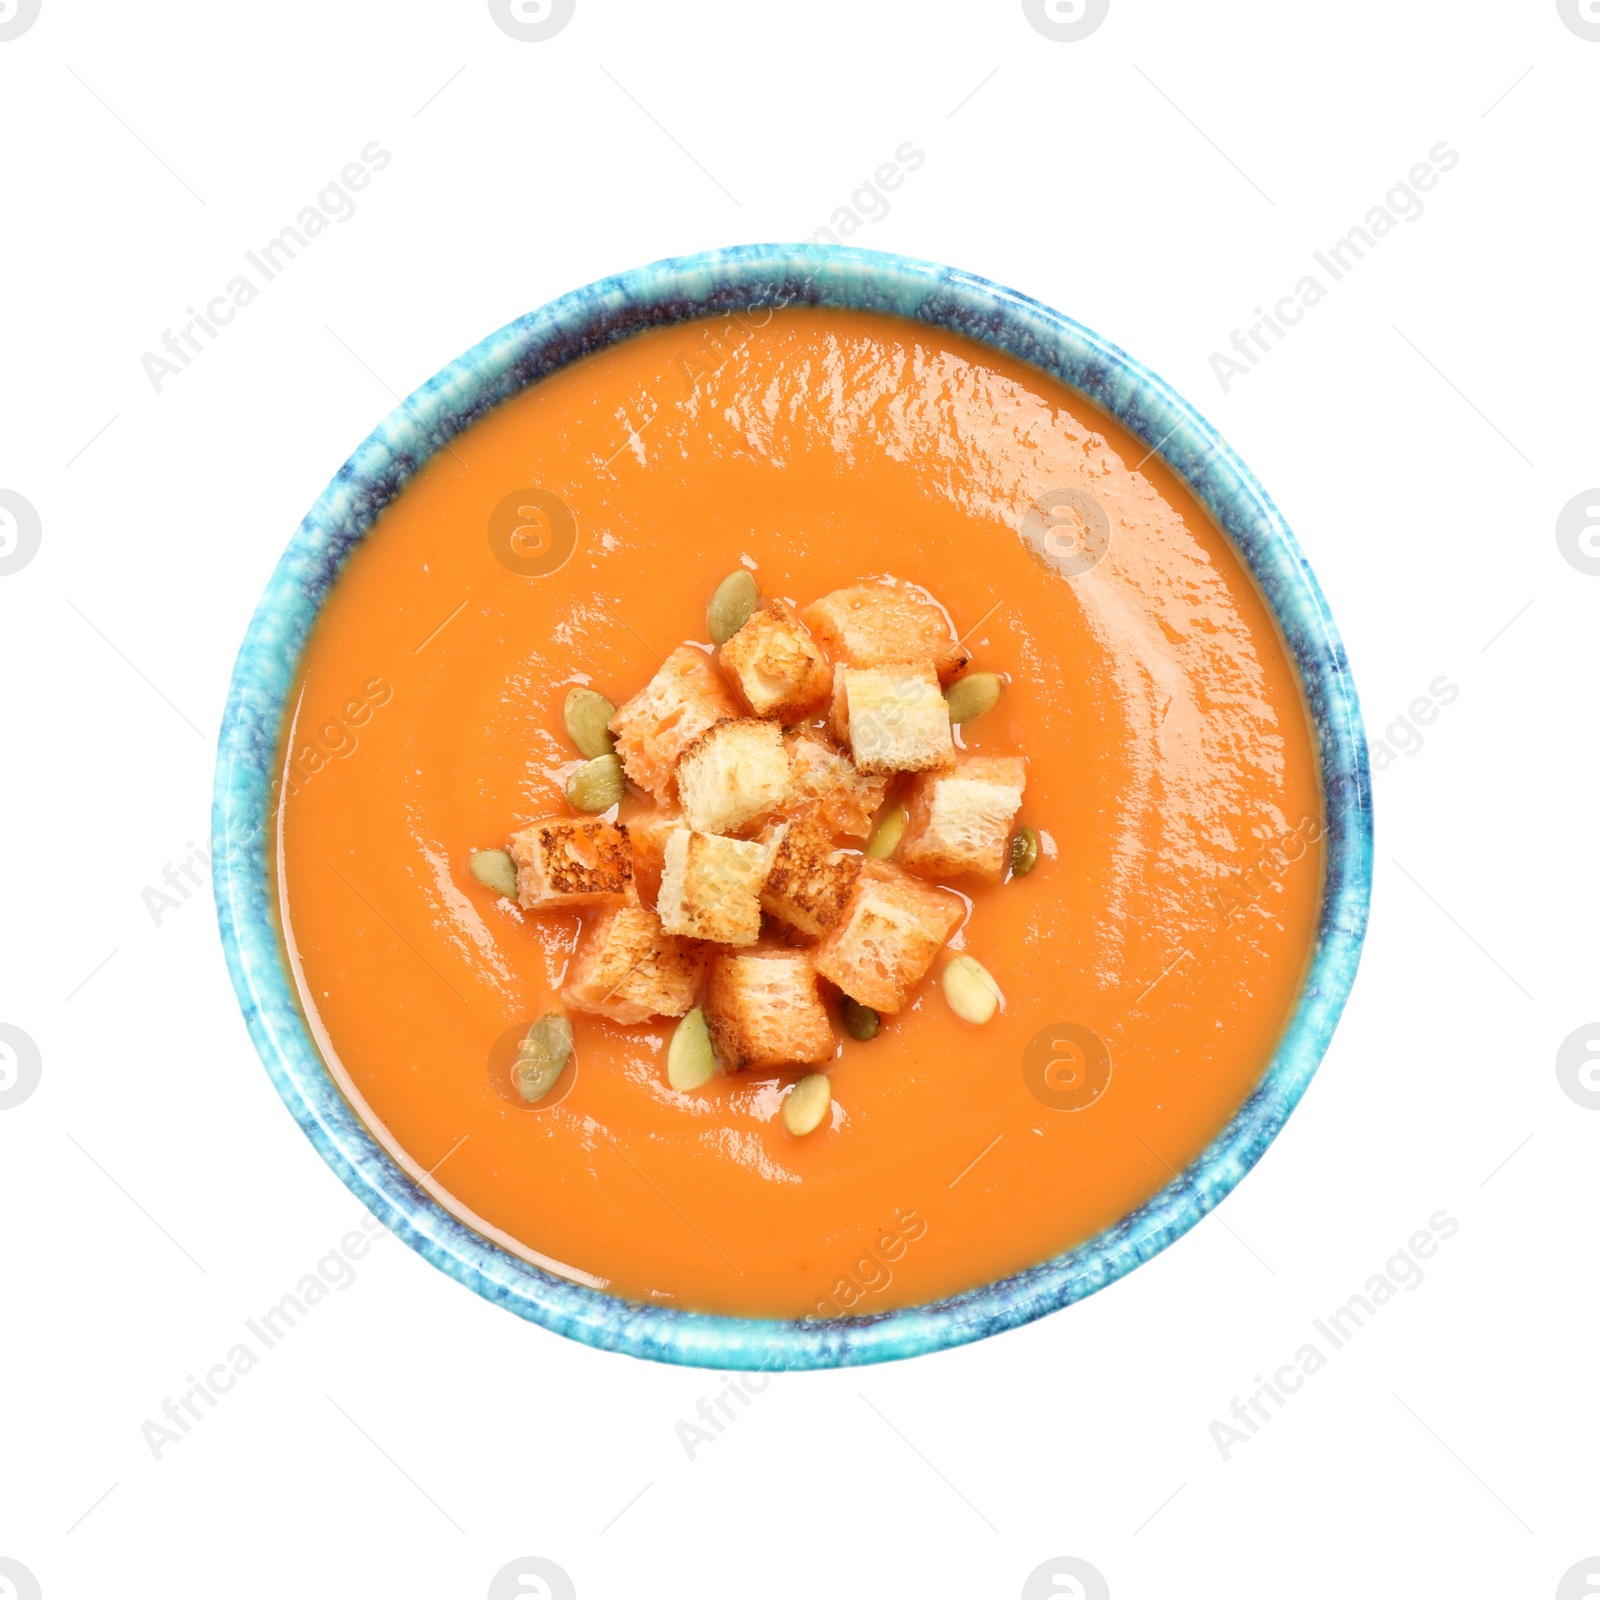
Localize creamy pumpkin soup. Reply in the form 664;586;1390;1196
276;306;1324;1320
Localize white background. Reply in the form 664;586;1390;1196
2;2;1595;1596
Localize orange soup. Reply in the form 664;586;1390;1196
276;307;1324;1320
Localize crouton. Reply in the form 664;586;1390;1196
609;644;741;800
675;718;790;835
704;950;835;1070
625;808;681;907
657;827;778;946
802;584;968;682
835;662;956;776
508;817;632;910
783;731;888;839
561;902;708;1024
813;859;964;1013
759;812;863;940
900;756;1027;884
719;598;832;718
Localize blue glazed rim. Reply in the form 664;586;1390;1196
212;244;1372;1370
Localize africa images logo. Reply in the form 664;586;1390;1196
0;0;41;42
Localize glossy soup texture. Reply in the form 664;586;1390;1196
276;306;1324;1319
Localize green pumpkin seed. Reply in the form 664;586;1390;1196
942;955;1002;1025
566;753;624;813
1010;826;1040;878
513;1012;573;1103
783;1072;831;1136
667;1007;718;1091
563;687;617;759
708;570;760;645
469;848;518;898
945;672;1003;726
865;804;907;860
841;996;880;1041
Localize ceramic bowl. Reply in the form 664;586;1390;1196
212;244;1372;1369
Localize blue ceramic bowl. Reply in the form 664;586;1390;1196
213;244;1372;1369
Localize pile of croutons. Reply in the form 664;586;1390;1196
477;576;1034;1132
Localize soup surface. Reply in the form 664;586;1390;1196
276;306;1324;1319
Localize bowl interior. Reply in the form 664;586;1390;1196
212;244;1372;1369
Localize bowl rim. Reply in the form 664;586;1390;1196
211;243;1373;1370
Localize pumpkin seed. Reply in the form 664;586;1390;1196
865;804;907;860
1010;826;1040;878
783;1072;831;1136
945;672;1003;726
513;1012;573;1103
563;687;617;758
469;848;518;898
566;753;624;813
942;954;1002;1025
708;569;760;644
667;1007;718;1091
841;996;880;1041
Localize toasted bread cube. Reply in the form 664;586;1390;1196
704;950;835;1070
625;808;681;908
509;817;632;910
759;812;863;940
783;731;889;839
657;827;777;946
835;662;955;776
561;902;709;1024
609;644;741;801
900;756;1027;884
813;860;963;1013
828;670;851;743
802;585;968;682
675;718;790;835
719;599;832;718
